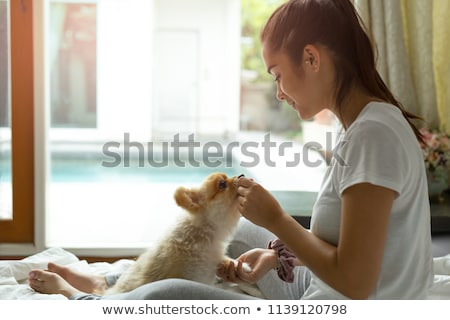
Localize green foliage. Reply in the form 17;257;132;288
241;0;285;82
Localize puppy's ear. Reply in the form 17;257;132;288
174;187;201;213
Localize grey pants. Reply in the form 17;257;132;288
71;218;311;300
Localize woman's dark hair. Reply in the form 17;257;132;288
261;0;424;143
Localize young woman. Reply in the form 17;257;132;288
29;0;433;300
223;0;433;299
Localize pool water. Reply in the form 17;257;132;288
0;161;11;182
0;159;243;184
51;160;243;183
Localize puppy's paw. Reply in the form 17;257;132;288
221;258;252;273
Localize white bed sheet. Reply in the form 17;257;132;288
0;247;449;300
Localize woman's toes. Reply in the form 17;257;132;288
47;262;68;277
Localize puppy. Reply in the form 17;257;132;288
105;172;249;294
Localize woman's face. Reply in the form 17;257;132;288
262;43;334;120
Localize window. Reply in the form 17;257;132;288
50;2;97;128
0;0;11;221
3;0;328;252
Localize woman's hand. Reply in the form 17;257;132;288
237;177;286;229
217;248;278;284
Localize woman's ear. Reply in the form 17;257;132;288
303;44;320;71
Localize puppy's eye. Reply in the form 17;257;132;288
218;180;227;190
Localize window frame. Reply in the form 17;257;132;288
0;0;35;245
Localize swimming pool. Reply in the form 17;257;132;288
51;159;243;183
0;161;11;182
0;158;243;184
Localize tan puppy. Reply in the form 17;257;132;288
105;172;248;294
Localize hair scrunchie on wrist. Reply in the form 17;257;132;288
267;239;296;283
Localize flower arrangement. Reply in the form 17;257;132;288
420;127;450;196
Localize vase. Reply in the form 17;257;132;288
426;167;448;201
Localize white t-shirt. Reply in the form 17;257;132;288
301;102;434;299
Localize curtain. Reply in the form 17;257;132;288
353;0;450;133
432;0;450;133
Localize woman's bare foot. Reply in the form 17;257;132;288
28;269;82;298
46;262;107;294
29;262;108;298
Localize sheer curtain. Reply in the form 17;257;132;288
432;0;450;133
353;0;450;133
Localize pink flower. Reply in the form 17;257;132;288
420;127;450;173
